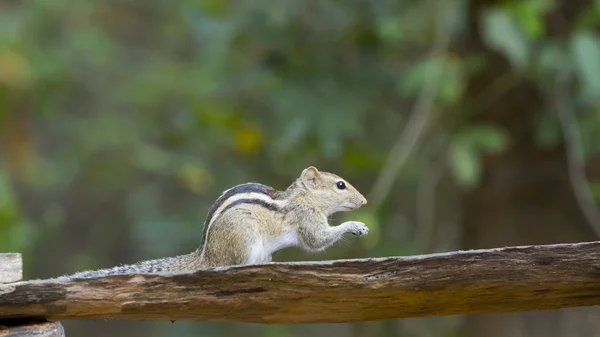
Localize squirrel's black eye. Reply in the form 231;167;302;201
336;181;346;190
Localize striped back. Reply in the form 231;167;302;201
198;183;288;249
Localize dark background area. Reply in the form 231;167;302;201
1;0;600;336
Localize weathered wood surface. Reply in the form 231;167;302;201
0;254;22;284
1;241;600;323
0;320;64;337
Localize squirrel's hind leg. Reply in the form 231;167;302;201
201;219;259;267
244;236;269;265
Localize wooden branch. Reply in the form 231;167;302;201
1;241;600;323
0;254;22;284
1;257;64;337
0;320;65;337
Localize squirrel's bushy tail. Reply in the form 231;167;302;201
62;252;202;279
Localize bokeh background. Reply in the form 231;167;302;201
2;0;600;336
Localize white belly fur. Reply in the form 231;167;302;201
245;227;299;265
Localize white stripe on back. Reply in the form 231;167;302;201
207;192;288;229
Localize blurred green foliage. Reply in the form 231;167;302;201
1;0;600;336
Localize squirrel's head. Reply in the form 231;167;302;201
298;166;367;215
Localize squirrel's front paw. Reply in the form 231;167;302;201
343;221;369;236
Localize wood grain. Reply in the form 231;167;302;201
0;254;22;284
0;321;65;337
1;242;600;323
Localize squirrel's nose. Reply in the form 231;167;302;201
361;196;368;205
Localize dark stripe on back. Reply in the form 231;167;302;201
198;183;282;249
222;198;280;214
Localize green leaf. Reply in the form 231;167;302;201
464;124;509;153
196;0;229;16
400;55;462;104
437;56;466;105
481;8;529;68
448;125;508;187
515;3;544;39
377;18;405;43
399;57;438;96
448;139;481;187
571;31;600;101
509;0;555;40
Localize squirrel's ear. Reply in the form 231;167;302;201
301;166;321;186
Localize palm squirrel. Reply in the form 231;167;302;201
69;166;368;278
